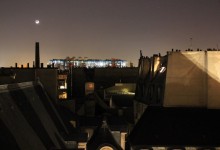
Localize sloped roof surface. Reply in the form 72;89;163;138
112;95;134;107
86;118;123;150
0;81;69;149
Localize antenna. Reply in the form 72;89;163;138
190;38;193;50
217;44;219;50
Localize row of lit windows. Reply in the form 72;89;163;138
49;59;127;68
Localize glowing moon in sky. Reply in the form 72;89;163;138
35;20;40;24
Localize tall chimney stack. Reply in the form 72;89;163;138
35;42;40;68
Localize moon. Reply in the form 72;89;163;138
35;20;40;25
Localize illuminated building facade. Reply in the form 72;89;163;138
48;58;127;70
128;49;220;150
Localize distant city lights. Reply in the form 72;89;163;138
49;58;128;70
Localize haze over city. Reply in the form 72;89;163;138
1;0;220;67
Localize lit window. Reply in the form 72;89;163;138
99;146;113;150
59;92;67;99
159;67;166;73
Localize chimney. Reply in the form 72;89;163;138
35;42;40;68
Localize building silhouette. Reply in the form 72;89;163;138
2;43;220;149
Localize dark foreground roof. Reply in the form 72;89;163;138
79;115;128;132
0;81;75;149
111;95;134;108
86;118;123;150
128;106;220;147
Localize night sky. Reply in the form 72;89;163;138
1;0;220;67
